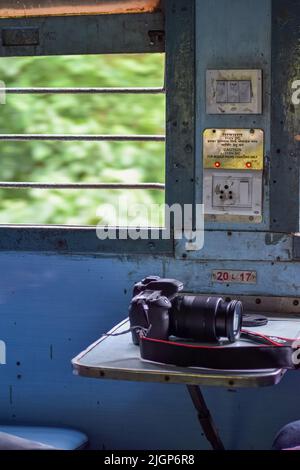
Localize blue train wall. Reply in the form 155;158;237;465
0;0;300;450
0;253;299;450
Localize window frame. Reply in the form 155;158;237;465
0;1;196;254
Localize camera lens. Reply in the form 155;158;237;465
170;295;243;343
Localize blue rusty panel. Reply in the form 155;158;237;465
0;252;299;449
166;258;300;297
0;13;165;56
195;0;271;232
270;0;300;232
175;231;293;261
0;227;173;254
165;0;195;209
0;0;298;452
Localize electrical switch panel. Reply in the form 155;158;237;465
206;70;262;114
203;129;264;223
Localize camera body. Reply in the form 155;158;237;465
129;276;183;345
129;276;243;345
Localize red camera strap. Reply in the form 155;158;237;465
139;330;300;370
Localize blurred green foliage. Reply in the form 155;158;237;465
0;53;165;225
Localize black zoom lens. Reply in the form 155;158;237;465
170;296;243;343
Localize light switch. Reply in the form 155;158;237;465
206;69;262;114
216;80;252;104
239;180;250;205
239;80;251;103
216;81;228;103
228;81;239;103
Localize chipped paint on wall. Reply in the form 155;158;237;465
0;0;162;18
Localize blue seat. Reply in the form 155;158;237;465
0;425;88;450
273;420;300;450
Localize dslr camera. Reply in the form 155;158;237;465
129;276;243;345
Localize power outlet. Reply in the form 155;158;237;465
212;176;252;208
203;170;263;223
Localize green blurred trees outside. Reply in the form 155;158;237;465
0;53;165;225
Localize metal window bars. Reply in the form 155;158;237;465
4;87;164;94
0;85;166;192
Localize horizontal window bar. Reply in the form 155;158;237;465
4;87;165;95
0;134;165;142
0;182;165;190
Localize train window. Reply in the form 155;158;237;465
0;1;161;18
0;53;165;227
0;3;193;252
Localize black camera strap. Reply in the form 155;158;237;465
139;330;300;370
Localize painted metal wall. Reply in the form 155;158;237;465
0;252;299;450
0;0;299;450
196;0;271;232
